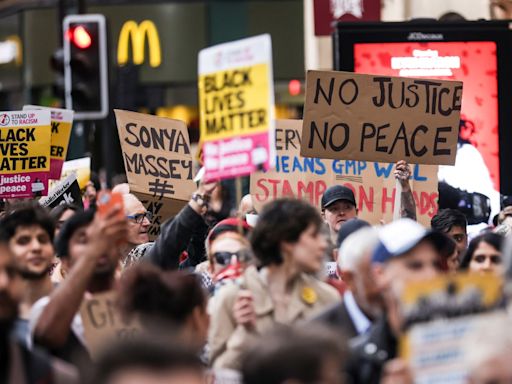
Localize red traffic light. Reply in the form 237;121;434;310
288;79;301;96
66;25;92;49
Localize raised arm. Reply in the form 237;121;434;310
146;181;217;270
33;207;127;349
395;160;417;221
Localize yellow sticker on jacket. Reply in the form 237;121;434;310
301;286;317;305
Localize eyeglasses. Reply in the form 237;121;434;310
126;211;153;224
213;250;252;266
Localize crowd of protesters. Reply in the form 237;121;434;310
2;159;512;384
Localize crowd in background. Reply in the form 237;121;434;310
2;160;512;384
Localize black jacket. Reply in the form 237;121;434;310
345;316;397;384
312;301;359;340
145;204;208;270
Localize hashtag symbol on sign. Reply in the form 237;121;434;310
148;179;175;199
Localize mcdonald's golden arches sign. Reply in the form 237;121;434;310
117;20;162;68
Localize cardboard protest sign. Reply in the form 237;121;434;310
0;110;51;198
39;172;83;209
400;273;505;383
251;120;438;227
198;34;275;181
132;192;184;241
23;105;74;180
300;70;462;165
60;157;91;190
80;291;140;359
115;110;196;235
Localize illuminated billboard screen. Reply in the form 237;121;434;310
334;21;512;220
354;42;499;197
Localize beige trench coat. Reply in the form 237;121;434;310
208;265;341;370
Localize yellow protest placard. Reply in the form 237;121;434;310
199;63;271;139
0;110;51;198
23;105;74;179
198;34;275;181
60;157;91;190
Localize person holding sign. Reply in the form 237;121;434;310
322;160;416;243
145;180;219;270
208;199;340;370
30;206;127;375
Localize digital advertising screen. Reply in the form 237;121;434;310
353;41;501;218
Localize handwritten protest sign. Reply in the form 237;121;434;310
115;110;196;235
0;110;51;198
251;120;438;227
198;34;275;181
59;157;91;190
132;192;184;241
80;291;139;359
39;172;83;209
23;105;73;180
300;71;462;165
400;273;504;383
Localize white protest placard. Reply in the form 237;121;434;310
198;34;275;181
39;172;83;209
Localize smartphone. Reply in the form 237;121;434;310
97;191;124;218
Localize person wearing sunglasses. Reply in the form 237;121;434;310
459;232;504;274
195;218;252;293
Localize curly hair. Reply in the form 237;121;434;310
250;198;323;266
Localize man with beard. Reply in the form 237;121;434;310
30;206;127;377
0;226;78;383
0;202;55;345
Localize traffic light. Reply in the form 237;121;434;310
63;14;108;120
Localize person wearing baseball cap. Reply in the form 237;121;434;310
322;161;416;244
321;185;358;244
346;218;450;384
